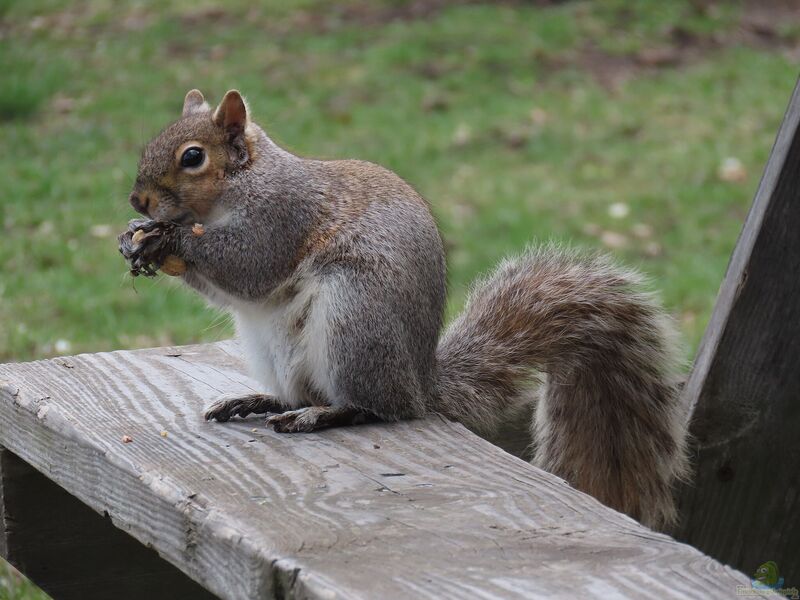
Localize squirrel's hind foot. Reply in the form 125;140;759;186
204;393;285;422
267;406;377;433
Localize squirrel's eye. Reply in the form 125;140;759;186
180;147;204;168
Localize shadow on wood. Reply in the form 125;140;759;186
480;401;535;462
0;447;218;600
675;78;800;585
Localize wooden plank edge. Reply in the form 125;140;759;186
682;76;800;421
0;343;760;599
0;377;327;600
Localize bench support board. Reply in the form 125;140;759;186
675;78;800;583
0;447;217;600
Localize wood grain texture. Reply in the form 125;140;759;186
0;341;756;599
675;77;800;585
0;447;219;600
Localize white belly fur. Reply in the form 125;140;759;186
232;272;336;408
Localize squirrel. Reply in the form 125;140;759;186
119;89;690;529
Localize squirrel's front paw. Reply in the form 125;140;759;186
118;220;185;277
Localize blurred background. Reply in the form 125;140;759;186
1;0;798;597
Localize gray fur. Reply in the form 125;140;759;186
130;91;689;530
175;130;323;301
435;246;690;528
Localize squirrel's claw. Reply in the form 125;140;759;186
126;218;158;233
204;393;287;422
266;406;373;433
118;221;178;278
267;408;319;433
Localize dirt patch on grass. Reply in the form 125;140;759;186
286;0;798;87
291;0;564;32
743;0;799;33
545;0;800;89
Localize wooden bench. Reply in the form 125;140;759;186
0;341;758;599
2;81;798;600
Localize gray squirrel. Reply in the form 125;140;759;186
119;89;689;529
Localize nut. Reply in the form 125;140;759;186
160;254;187;276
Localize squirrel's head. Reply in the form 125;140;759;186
129;89;256;223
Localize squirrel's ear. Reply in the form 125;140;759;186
182;89;209;117
213;90;248;137
213;90;251;167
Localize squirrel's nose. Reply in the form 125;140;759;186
129;192;147;215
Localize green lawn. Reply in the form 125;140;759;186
1;0;797;596
0;563;49;600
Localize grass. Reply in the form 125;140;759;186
0;0;797;596
0;563;50;600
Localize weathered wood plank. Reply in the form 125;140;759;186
0;447;218;600
675;78;800;584
0;452;6;562
0;341;758;599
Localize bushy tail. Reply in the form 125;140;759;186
434;245;689;528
